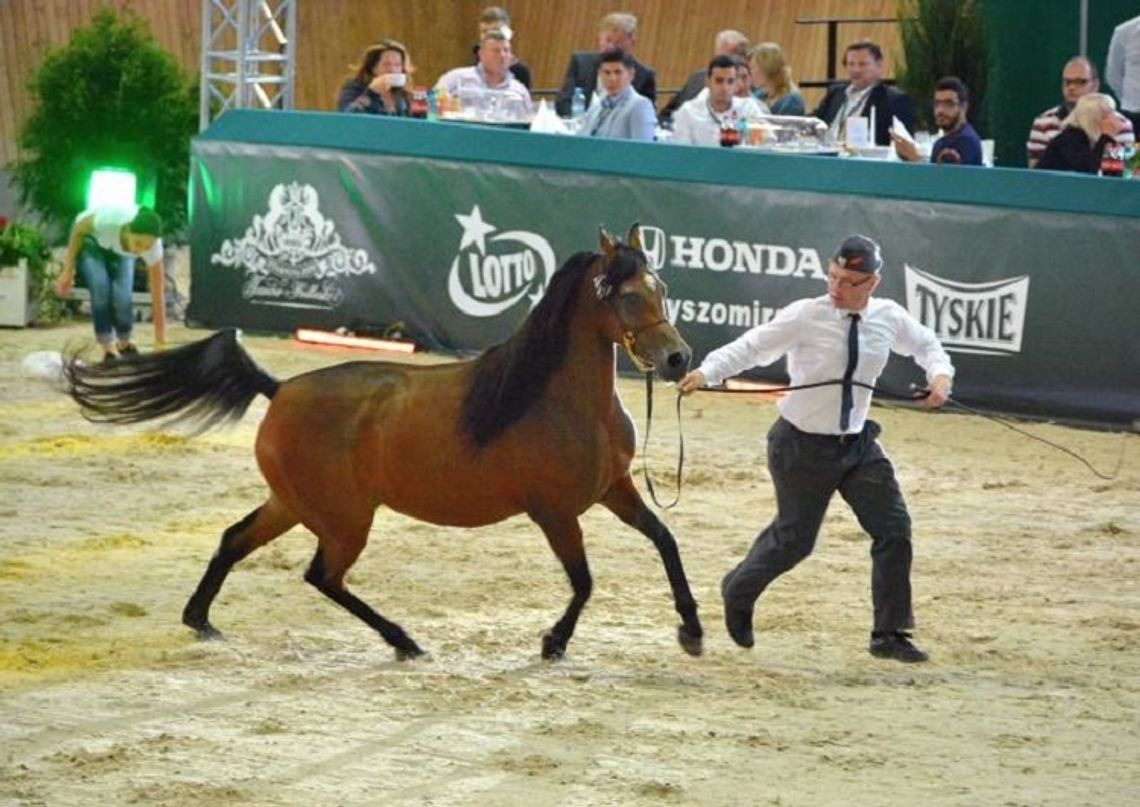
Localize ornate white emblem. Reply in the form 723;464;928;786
212;182;376;308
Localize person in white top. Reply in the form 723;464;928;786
56;205;166;363
1106;14;1140;129
678;234;954;664
435;29;531;108
672;55;769;146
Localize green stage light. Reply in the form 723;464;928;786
85;167;138;209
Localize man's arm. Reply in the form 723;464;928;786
630;97;656;141
811;85;838;122
1107;26;1125;98
892;303;954;409
55;213;94;298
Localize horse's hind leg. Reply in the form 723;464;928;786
601;475;704;656
302;525;424;661
183;497;298;640
530;510;592;660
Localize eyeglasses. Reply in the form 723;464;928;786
827;273;874;289
1063;77;1092;87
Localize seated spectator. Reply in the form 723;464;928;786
733;58;753;99
337;40;414;115
1035;93;1126;174
893;77;983;165
556;12;657;116
1027;56;1134;167
472;5;531;89
436;29;531;104
659;29;750;125
811;39;914;145
575;49;656;141
673;55;769;146
749;42;805;116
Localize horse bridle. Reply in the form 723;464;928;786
621;318;669;372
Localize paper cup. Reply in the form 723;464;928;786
386;73;407;88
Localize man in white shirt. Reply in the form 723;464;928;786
672;55;769;146
1106;14;1140;130
435;29;531;107
679;235;954;664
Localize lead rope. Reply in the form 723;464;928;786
640;377;1128;509
639;376;925;510
641;372;685;509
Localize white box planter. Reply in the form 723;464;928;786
0;258;35;327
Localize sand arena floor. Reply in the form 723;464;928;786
1;320;1138;806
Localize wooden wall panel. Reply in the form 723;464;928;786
1;0;901;169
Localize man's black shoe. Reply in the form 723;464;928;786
869;632;929;663
721;572;754;648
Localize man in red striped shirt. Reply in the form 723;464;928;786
1027;57;1134;167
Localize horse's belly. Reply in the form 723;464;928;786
369;436;612;528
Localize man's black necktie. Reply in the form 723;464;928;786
839;313;860;431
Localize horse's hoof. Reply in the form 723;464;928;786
395;644;425;662
541;633;565;661
190;623;224;641
678;624;704;657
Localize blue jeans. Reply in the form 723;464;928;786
78;237;136;345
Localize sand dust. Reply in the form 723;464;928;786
1;319;1138;806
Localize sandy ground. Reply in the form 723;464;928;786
1;313;1138;807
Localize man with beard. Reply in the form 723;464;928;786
893;76;983;165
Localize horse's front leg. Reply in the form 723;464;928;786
601;474;703;656
529;509;592;660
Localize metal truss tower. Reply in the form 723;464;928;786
199;0;297;130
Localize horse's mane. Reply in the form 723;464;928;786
461;243;644;448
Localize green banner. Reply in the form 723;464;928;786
189;116;1140;428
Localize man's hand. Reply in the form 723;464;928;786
55;263;75;298
892;133;920;162
677;370;707;396
922;374;953;408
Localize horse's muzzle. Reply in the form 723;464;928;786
658;345;691;382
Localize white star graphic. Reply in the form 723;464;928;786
454;205;496;254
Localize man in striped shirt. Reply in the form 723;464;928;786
1027;56;1135;167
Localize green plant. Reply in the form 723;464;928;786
0;219;70;323
12;8;197;240
897;0;989;135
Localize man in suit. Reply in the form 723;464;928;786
555;12;656;117
658;29;750;126
811;39;914;146
574;49;656;141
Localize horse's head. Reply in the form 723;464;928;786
595;224;692;382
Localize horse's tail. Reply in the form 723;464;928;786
63;328;279;433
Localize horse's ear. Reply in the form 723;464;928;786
627;222;644;252
598;226;616;257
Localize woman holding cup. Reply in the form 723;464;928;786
337;40;414;115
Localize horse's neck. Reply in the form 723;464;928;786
547;299;617;412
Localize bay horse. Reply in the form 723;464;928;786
64;224;704;660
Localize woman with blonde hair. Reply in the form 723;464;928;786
337;39;414;115
1036;93;1125;173
748;42;805;116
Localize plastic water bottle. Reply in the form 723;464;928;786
571;86;586;118
426;89;439;121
